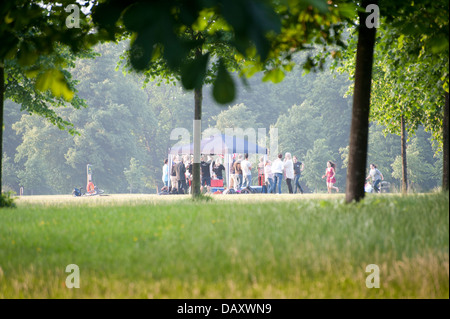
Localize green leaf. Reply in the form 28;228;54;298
180;53;210;90
35;69;74;101
428;35;449;54
213;59;235;104
262;68;285;83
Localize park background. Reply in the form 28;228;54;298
1;42;443;195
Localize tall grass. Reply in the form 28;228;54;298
0;193;448;298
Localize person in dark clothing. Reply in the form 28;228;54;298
212;160;225;180
293;155;304;194
175;156;187;194
200;155;212;187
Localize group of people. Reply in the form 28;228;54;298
161;152;307;194
161;155;226;194
161;153;384;195
257;153;305;194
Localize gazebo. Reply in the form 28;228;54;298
168;134;268;188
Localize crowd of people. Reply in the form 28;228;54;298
161;153;383;194
161;152;307;194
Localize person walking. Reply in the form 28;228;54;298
322;161;339;193
272;153;284;194
283;152;294;194
293;156;304;194
366;164;384;193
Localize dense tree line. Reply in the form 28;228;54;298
2;42;442;195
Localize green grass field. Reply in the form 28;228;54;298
0;193;448;298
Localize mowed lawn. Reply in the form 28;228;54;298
0;193;448;298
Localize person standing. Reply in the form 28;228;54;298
229;156;236;189
233;154;243;189
284;152;294;194
200;155;212;188
322;161;339;193
170;157;178;191
264;160;274;193
272;153;284;194
175;156;187;194
293;156;304;194
162;159;169;187
241;153;252;188
257;156;265;186
366;164;384;193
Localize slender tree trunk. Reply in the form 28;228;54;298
443;92;449;191
401;115;408;194
191;44;203;198
192;85;202;198
345;0;378;203
0;62;4;193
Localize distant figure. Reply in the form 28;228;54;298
200;155;212;188
257;156;265;186
366;164;384;193
241;153;252;188
212;158;225;180
264;160;274;193
170;157;178;190
364;181;373;193
322;161;339;193
293;156;304;194
233;155;243;189
272;153;284;194
162;159;169;187
283;152;294;194
86;179;95;194
175;155;187;194
229;156;236;189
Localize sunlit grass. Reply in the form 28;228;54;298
0;193;448;298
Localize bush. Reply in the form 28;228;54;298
0;191;16;208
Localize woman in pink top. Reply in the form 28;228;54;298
322;161;339;193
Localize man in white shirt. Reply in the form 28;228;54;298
272;153;284;194
241;153;252;188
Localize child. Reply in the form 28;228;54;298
322;161;339;193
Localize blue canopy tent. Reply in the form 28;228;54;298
168;134;268;188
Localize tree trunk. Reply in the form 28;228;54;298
191;44;203;199
345;0;378;203
0;62;4;193
443;92;449;191
192;85;202;198
401;115;408;194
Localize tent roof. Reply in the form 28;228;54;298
169;134;267;155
